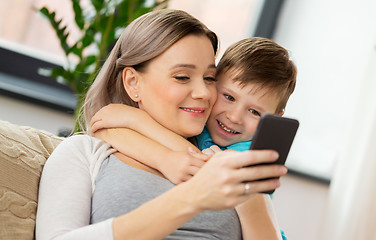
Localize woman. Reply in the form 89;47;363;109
36;9;286;239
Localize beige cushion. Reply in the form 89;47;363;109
0;121;63;240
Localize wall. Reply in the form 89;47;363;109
0;95;73;135
271;0;376;239
273;0;376;180
273;174;329;240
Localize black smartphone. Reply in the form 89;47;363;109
249;114;299;194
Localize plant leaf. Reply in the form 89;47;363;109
90;0;105;12
72;0;85;30
49;67;74;85
39;7;71;55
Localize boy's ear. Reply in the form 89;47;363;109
122;67;140;102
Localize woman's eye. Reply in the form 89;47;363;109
174;76;189;81
224;94;235;101
249;109;261;117
204;76;217;82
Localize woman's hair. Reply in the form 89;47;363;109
81;9;218;131
216;37;297;113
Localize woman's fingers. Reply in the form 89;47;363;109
237;164;287;182
229;150;279;169
239;179;281;195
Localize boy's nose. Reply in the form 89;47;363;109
226;107;243;124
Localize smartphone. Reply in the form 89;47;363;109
249;114;299;194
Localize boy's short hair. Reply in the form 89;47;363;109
216;37;297;113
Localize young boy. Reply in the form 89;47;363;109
90;37;297;183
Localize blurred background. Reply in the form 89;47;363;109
1;0;376;239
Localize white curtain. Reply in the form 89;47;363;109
321;31;376;240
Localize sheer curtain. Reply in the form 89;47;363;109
321;31;376;239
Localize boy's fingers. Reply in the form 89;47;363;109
90;121;102;133
202;148;215;156
209;145;222;153
188;147;210;161
90;113;101;126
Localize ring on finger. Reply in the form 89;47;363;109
244;183;251;195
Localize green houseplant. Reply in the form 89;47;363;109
39;0;167;133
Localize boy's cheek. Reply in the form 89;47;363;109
243;121;259;141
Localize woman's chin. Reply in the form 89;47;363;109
181;128;205;139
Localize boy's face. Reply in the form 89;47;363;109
206;69;283;147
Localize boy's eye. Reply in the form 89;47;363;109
249;109;261;117
224;94;235;101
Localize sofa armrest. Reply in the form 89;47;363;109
0;120;63;240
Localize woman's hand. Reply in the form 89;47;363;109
184;149;287;211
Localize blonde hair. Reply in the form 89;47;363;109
81;9;218;131
217;37;297;113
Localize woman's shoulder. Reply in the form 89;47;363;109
60;134;100;145
58;134;110;151
50;134;116;167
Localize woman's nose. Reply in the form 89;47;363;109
191;80;212;100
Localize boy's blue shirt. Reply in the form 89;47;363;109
196;126;252;152
196;125;288;240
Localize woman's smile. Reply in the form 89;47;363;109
179;107;207;116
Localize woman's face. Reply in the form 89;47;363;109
136;34;217;138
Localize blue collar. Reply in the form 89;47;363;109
196;126;251;152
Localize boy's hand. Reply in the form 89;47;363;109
90;104;135;133
202;145;223;156
158;148;209;184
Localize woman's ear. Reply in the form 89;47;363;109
122;67;140;102
278;109;285;117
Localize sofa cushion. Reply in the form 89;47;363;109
0;121;63;240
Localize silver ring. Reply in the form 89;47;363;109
244;183;250;195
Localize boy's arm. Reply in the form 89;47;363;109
236;194;282;240
94;128;207;183
91;104;196;151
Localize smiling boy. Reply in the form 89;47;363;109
197;37;296;152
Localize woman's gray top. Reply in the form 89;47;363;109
91;154;242;239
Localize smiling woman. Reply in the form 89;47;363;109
36;9;286;240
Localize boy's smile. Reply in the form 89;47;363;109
206;69;283;147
